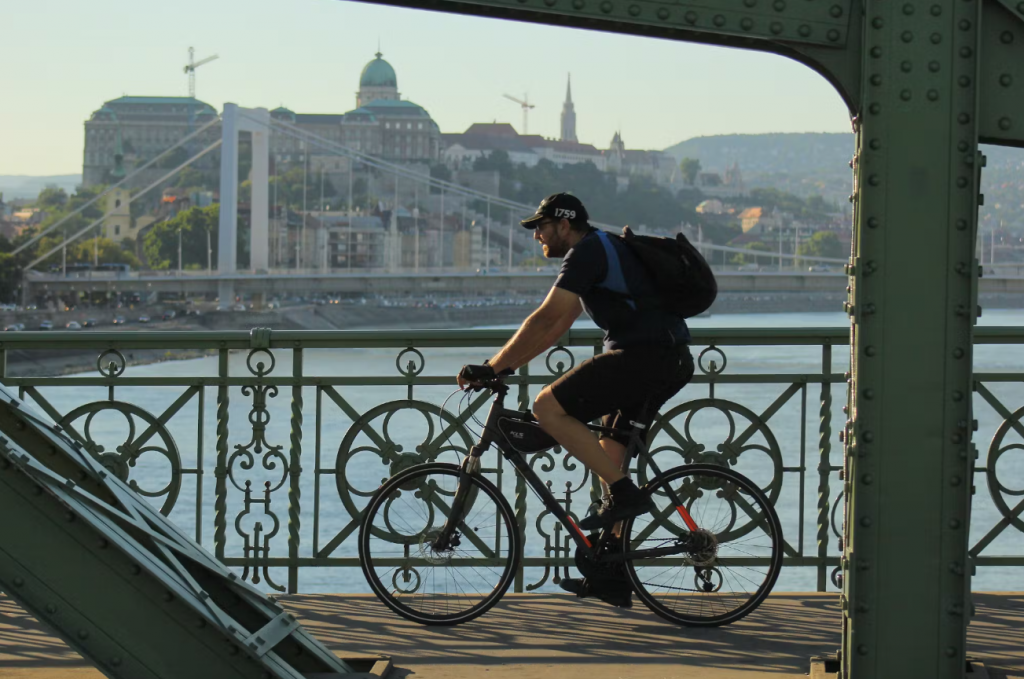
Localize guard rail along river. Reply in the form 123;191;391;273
0;326;1020;596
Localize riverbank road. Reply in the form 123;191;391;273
0;593;1021;678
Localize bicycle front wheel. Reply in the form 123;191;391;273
358;462;521;626
622;463;783;627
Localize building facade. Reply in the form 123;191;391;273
560;76;577;143
82;52;442;187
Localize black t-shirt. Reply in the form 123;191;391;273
554;228;691;352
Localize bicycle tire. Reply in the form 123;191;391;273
359;462;521;626
621;462;783;627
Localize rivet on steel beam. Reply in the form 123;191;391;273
903;3;914;14
713;14;726;26
871;16;883;28
773;0;785;9
858;644;869;655
956;262;968;275
163;592;174;603
545;0;557;6
930;32;942;44
901;31;914;43
958;76;971;88
848;194;855;203
829;4;842;16
949;562;964;575
110;657;122;668
799;25;811;37
928;90;940;101
45;604;57;614
860;516;872;527
827;29;840;41
870;46;882;58
929;61;941;73
1002;31;1015;45
196;618;207;629
770;21;783;33
863;389;874;400
869;139;881;151
864;345;876;357
1000;74;1014;87
956;219;968;230
857;559;870;571
956;175;969;187
959;449;969;459
900;90;912;101
741;17;753;29
861;431;874;442
869;103;881;115
931;3;942;15
684;10;697;23
864;303;876;315
953;390;964;401
628;4;641;16
571;0;585;8
999;118;1012;131
950;474;962;486
958;141;969;152
864;260;877;274
959;46;973;58
743;0;756;7
861;473;874;485
600;1;613;12
953;348;965;359
945;647;957;658
65;512;75;523
868;174;880;186
77;630;89;640
952;432;964;444
97;538;108;549
657;7;669;19
949;519;961;529
12;577;24;587
959;19;971;30
229;645;240;656
131;564;141;575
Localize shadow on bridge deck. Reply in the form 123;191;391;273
0;592;1021;678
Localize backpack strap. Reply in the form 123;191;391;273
595;230;636;310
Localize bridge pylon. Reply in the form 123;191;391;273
0;385;358;678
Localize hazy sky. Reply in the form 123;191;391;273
0;0;852;176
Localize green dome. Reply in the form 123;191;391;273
359;52;397;88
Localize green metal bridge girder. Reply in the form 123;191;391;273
341;1;1023;677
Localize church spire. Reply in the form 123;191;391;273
560;74;577;143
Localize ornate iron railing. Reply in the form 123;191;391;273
0;327;1018;594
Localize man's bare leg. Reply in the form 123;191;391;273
532;387;625;484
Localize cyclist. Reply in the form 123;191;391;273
457;193;695;607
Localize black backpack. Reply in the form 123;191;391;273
614;225;718;318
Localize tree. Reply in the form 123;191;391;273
36;186;68;210
143;205;220;270
732;241;773;265
798;230;844;259
679;158;702;186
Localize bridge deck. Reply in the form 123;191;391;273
1;592;1021;678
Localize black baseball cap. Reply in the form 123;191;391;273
520;193;589;229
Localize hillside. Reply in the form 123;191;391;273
0;175;81;200
664;133;855;205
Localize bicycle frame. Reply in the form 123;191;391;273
435;380;703;564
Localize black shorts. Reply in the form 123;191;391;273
548;343;695;445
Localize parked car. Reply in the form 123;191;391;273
66;321;82;330
185;309;202;316
233;304;246;312
113;316;126;325
162;310;176;321
84;318;99;328
38;320;53;331
4;323;23;332
138;315;150;323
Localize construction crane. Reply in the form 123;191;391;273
184;47;219;98
503;93;535;135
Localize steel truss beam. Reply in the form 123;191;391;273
0;386;356;679
341;0;1023;677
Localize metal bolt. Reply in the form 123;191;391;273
999;118;1012;131
77;630;89;640
869;174;880;185
902;2;914;13
960;46;973;58
928;90;940;101
864;303;876;315
901;31;914;43
712;13;726;26
12;577;24;587
900;60;912;73
863;389;875;399
949;562;964;575
1001;74;1014;87
958;76;971;88
628;4;641;16
872;16;883;28
958;141;969;152
773;0;785;8
865;346;876;357
858;644;869;655
860;516;872;527
959;19;971;29
949;519;961;529
740;17;753;29
900;90;912;102
769;21;783;33
870;46;882;58
862;431;874;443
830;4;842;16
657;7;669;19
867;216;880;228
945;647;957;658
950;475;962;486
956;219;968;230
953;348;965;359
930;3;942;15
684;10;698;23
827;29;840;41
953;390;964;401
930;32;942;44
929;61;941;73
861;473;874;485
110;657;122;667
870;74;882;86
131;564;141;576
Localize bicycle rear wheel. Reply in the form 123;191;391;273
358;462;521;626
622;463;783;627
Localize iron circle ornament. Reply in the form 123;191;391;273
986;407;1024;533
545;346;575;376
395;348;425;377
334;400;475;522
57;401;182;514
246;348;276;377
697;345;728;376
96;349;127;378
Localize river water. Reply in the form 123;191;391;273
24;310;1024;594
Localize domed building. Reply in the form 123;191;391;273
357;52;399;107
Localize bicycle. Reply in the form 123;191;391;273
358;374;783;627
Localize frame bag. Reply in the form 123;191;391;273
619;225;717;318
